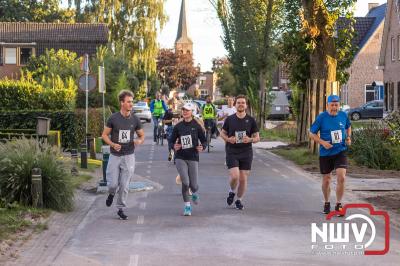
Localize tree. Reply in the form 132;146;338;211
0;0;75;22
280;0;356;143
300;0;355;81
69;0;167;77
210;0;285;126
216;64;239;96
156;48;199;91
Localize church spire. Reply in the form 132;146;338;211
175;0;193;55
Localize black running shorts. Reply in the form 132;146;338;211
319;151;348;174
226;152;253;170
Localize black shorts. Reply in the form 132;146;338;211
226;152;253;170
319;151;348;174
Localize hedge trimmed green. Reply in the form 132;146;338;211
0;109;111;149
0;79;75;111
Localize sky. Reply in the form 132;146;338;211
158;0;388;72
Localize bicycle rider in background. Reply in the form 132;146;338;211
150;92;168;142
163;99;176;161
201;95;218;144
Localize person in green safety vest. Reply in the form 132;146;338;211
150;92;168;142
201;95;218;142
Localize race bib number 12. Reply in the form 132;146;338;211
235;131;247;144
181;135;193;149
331;130;342;144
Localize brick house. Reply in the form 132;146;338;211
187;71;222;101
340;3;386;108
378;0;400;112
0;22;108;79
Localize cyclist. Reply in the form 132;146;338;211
201;95;218;144
163;100;175;161
150;92;168;142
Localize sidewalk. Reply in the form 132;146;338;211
256;142;400;230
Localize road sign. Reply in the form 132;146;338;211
78;74;97;92
98;66;106;93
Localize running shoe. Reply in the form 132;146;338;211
227;192;235;206
117;209;128;220
191;194;199;205
335;203;344;217
183;205;192;216
235;199;244;210
168;151;172;161
106;194;114;207
323;202;331;214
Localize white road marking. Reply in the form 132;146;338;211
143;192;148;198
264;163;271;167
129;255;139;266
272;168;279;173
147;165;151;169
281;174;288;179
131;232;143;246
140;202;146;210
146;170;151;174
137;215;144;225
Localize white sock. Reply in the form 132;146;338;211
229;188;234;193
185;202;191;207
237;198;242;202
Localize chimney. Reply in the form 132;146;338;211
368;3;379;11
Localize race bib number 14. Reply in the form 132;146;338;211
119;130;131;143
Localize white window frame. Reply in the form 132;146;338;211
365;84;376;103
398;35;400;60
391;37;396;61
4;47;17;65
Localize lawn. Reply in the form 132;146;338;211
0;204;50;242
260;127;297;143
271;147;318;166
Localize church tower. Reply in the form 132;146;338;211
175;0;193;56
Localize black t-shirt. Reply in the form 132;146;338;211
170;119;207;161
163;110;174;126
222;113;259;154
106;112;142;156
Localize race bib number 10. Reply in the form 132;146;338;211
235;131;247;144
331;130;342;144
181;135;193;149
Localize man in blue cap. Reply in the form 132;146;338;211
309;95;352;216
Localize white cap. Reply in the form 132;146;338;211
182;103;194;111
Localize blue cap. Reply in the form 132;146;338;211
327;95;340;103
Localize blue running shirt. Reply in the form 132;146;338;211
310;111;351;157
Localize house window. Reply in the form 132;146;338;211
398;82;400;109
5;48;17;64
391;37;396;61
20;48;33;65
0;48;3;65
365;85;376;102
398;36;400;60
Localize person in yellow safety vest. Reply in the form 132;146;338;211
150;92;168;142
201;95;218;142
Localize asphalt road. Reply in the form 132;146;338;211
19;122;400;265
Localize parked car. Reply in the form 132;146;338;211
268;91;290;120
346;100;384;121
132;101;152;122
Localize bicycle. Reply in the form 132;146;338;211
156;120;164;145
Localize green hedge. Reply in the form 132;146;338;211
0;131;61;147
0;79;75;111
0;109;111;149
